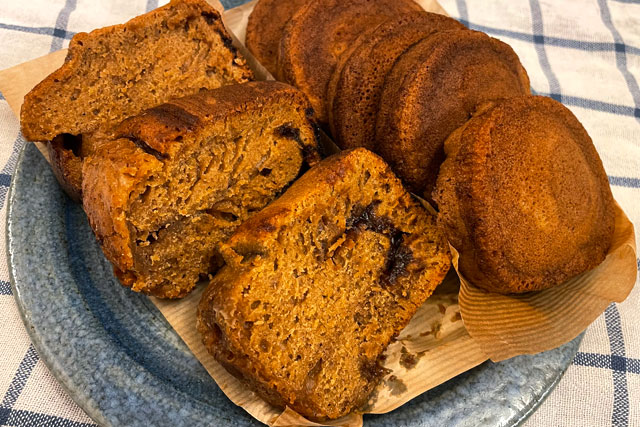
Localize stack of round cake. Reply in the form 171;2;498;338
246;0;531;199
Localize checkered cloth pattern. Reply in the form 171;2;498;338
0;0;638;426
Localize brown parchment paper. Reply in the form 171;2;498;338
0;0;636;425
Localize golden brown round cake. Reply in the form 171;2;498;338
278;0;423;124
245;0;309;76
376;29;530;198
328;11;465;150
434;95;615;294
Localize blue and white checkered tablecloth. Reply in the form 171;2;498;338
0;0;638;426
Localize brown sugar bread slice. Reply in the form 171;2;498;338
197;148;451;420
245;0;309;76
82;82;320;299
434;95;615;294
277;0;423;124
327;11;466;149
20;0;253;201
376;29;530;199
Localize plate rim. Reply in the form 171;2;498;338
6;142;111;426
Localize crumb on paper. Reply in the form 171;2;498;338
399;346;418;370
399;346;428;370
385;375;408;396
419;321;443;339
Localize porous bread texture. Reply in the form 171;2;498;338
197;148;451;420
245;0;309;76
21;0;252;141
277;0;423;124
434;95;615;294
20;0;253;200
327;11;465;150
376;29;530;199
82;82;320;299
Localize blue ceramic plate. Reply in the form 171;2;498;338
8;141;582;427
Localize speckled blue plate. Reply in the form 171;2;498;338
7;140;583;427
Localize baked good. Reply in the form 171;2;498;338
376;29;530;198
245;0;309;76
434;96;615;294
21;0;253;201
47;134;84;198
197;148;451;420
278;0;423;124
327;11;465;150
82;82;320;299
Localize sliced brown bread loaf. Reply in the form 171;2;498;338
21;0;253;200
376;29;530;198
245;0;309;76
327;11;465;149
197;148;451;420
278;0;422;124
83;82;320;299
434;96;615;294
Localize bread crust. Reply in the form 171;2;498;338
277;0;422;124
434;96;615;293
245;0;309;76
83;82;320;298
46;135;84;202
327;11;465;149
376;29;530;198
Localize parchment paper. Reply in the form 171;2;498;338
0;0;636;426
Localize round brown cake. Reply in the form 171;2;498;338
245;0;309;76
376;29;530;198
328;11;465;149
278;0;423;124
434;95;616;294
